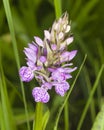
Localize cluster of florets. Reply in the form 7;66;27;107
19;13;77;103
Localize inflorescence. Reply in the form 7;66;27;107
19;13;77;103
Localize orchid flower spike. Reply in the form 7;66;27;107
19;12;77;103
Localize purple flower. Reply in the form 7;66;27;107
19;66;34;82
51;69;65;82
24;43;38;68
63;67;77;73
51;67;72;82
60;50;77;63
53;81;70;96
19;13;77;103
32;87;50;103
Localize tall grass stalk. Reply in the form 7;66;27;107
77;64;104;130
54;0;62;19
2;0;30;130
0;54;16;130
54;55;87;130
64;102;69;130
94;60;102;109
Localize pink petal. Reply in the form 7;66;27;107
34;36;44;47
69;50;77;61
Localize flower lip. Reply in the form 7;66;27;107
32;87;50;103
51;67;73;82
19;66;34;82
60;50;77;62
53;81;70;96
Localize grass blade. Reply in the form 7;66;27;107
64;102;69;130
77;64;104;130
0;55;16;130
2;0;30;130
54;54;87;130
42;110;50;130
54;0;62;19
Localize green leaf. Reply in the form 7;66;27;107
91;103;104;130
33;102;43;130
42;110;50;130
0;55;17;130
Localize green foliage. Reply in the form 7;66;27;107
0;56;17;130
54;0;62;19
42;109;50;130
0;0;104;130
91;103;104;130
77;64;104;130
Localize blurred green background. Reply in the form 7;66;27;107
0;0;104;130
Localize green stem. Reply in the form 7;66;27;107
54;0;62;19
2;0;30;130
94;60;102;109
34;102;43;130
64;102;69;130
77;64;104;130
